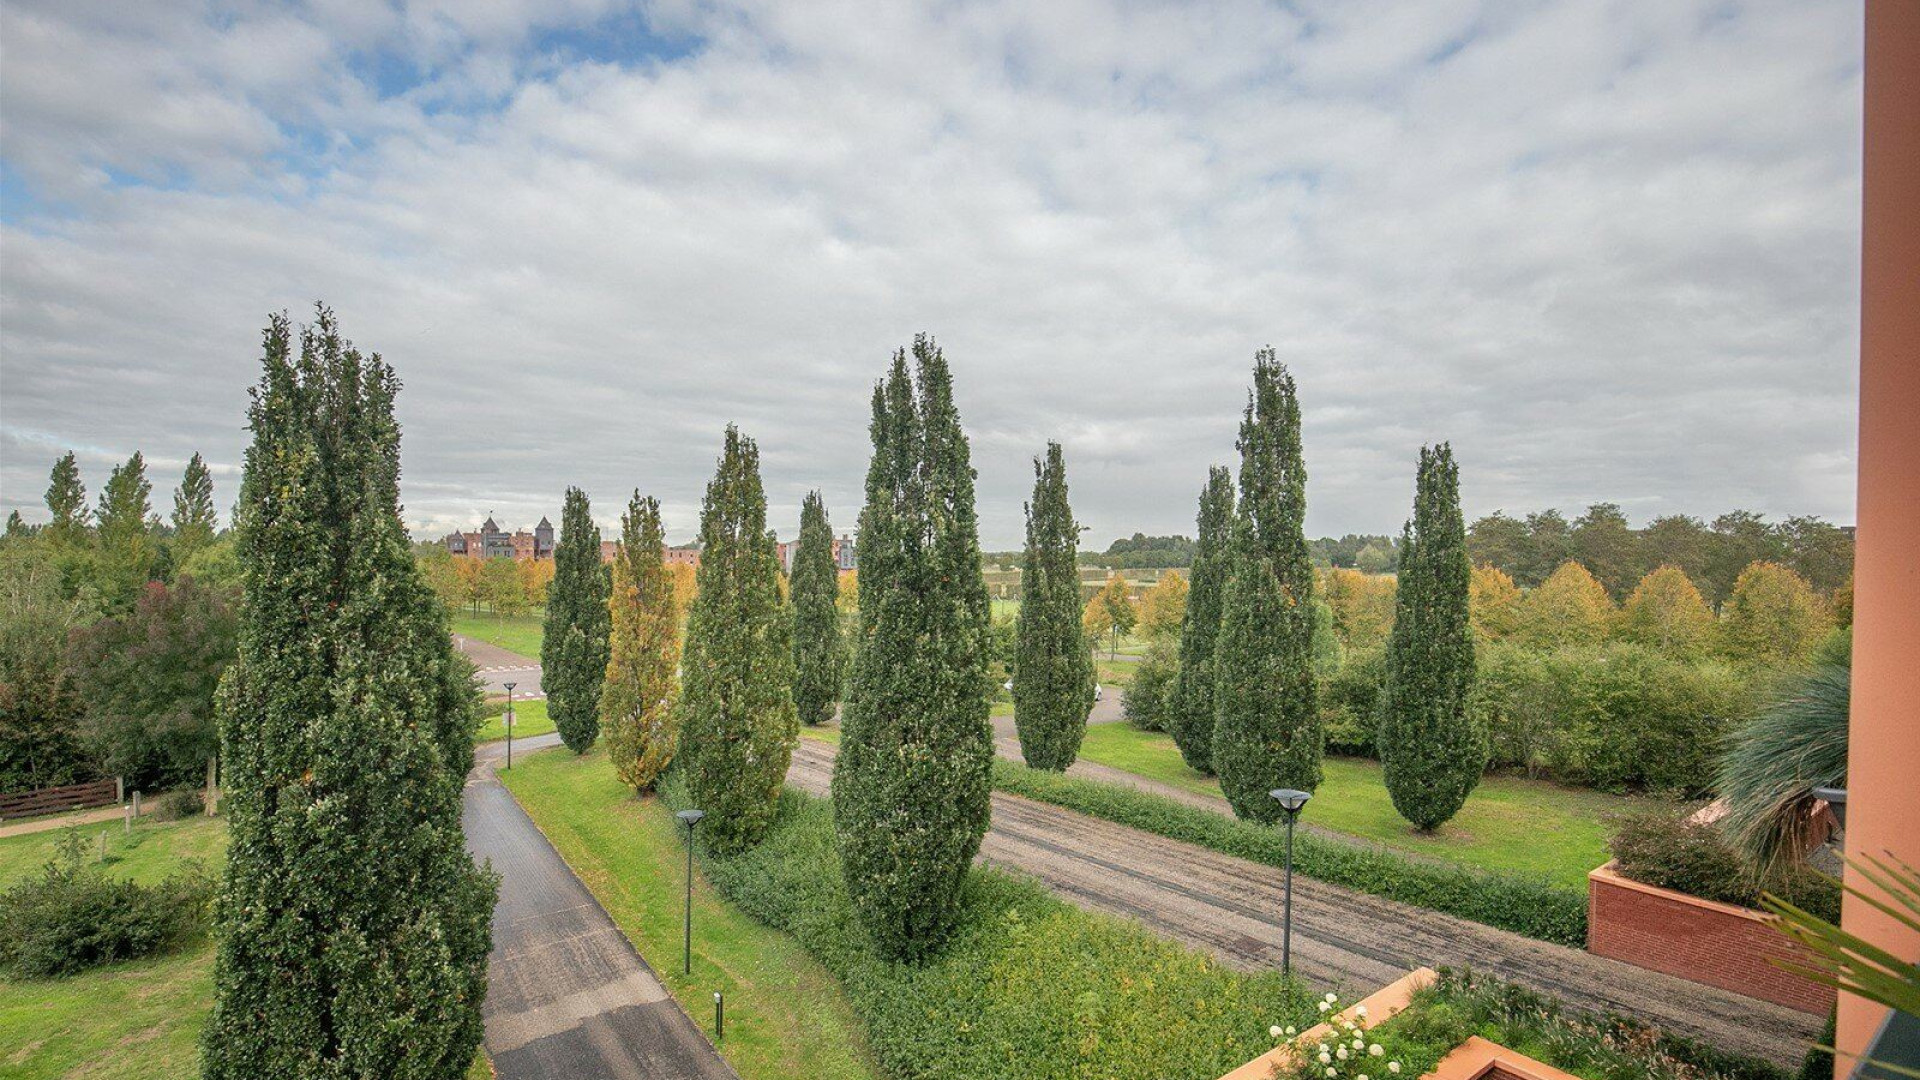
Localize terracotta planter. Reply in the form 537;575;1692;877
1587;861;1835;1014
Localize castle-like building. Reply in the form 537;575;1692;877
443;516;705;567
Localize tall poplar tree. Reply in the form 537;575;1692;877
204;308;494;1080
44;452;90;543
601;491;682;791
677;426;797;853
833;337;994;962
1168;466;1233;774
789;491;845;726
1213;351;1321;821
1013;442;1093;770
95;451;157;610
172;452;218;562
543;487;610;753
1379;444;1484;831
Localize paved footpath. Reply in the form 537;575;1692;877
786;738;1820;1069
455;634;544;698
466;733;736;1080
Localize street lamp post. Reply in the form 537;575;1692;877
503;682;516;770
1269;788;1312;977
676;809;706;975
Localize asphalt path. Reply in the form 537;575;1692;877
465;733;736;1080
455;634;544;697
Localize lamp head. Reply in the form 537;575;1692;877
676;809;707;826
504;681;516;693
1269;788;1312;814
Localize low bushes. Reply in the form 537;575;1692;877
991;759;1588;947
1608;807;1839;923
1121;640;1177;731
662;775;1316;1080
1319;968;1790;1080
0;831;212;977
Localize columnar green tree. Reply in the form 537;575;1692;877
677;426;797;853
1379;444;1485;831
1013;442;1094;771
1213;351;1322;821
542;487;610;753
602;491;682;791
1168;467;1233;774
44;452;90;546
789;491;845;726
95;451;157;611
203;309;494;1080
832;337;994;961
172;452;218;562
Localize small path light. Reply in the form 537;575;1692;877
677;809;706;975
714;990;724;1041
1269;788;1312;977
502;682;516;770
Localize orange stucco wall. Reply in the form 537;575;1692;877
1841;1;1920;1072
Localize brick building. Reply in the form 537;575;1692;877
443;516;554;561
776;533;856;574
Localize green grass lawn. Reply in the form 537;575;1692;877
1075;725;1627;889
477;697;555;742
500;747;878;1080
451;609;544;660
0;815;490;1080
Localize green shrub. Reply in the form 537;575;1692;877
991;758;1587;946
157;787;204;821
0;832;212;978
1609;806;1839;923
665;776;1316;1080
1320;645;1384;757
1122;639;1178;732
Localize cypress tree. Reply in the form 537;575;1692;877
1012;441;1093;771
1213;350;1322;822
172;452;218;561
677;426;797;854
203;308;494;1080
832;336;993;962
542;487;610;753
601;491;682;791
1379;443;1484;831
95;451;158;611
1169;466;1233;774
789;491;845;726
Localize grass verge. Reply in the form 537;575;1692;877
498;747;879;1080
477;697;555;742
1076;724;1624;890
451;609;544;660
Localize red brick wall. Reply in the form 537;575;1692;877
1587;864;1834;1014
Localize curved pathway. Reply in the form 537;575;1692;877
465;733;736;1080
786;738;1818;1069
455;633;545;698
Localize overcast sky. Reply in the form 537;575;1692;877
0;0;1863;549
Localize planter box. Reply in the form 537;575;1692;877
1429;1036;1580;1080
1587;861;1835;1015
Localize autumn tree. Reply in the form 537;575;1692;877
677;427;796;853
601;491;682;791
833;338;994;961
789;491;846;727
1322;566;1397;649
481;557;525;616
1137;570;1189;639
1514;561;1614;648
1083;572;1136;659
1213;350;1322;821
1617;565;1715;658
1468;564;1522;640
203;310;492;1079
1719;562;1833;668
1013;442;1095;771
518;556;554;609
1379;444;1484;831
1169;467;1234;774
542;487;610;753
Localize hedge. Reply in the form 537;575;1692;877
662;775;1317;1080
990;759;1588;947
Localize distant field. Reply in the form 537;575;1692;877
1074;725;1625;890
451;609;544;659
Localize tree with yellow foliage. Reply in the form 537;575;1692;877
1617;565;1714;658
1468;564;1522;640
1082;572;1136;658
1719;561;1833;668
1137;570;1189;639
1322;567;1397;649
601;491;683;790
1514;561;1614;648
518;556;555;609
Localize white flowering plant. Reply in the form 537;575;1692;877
1270;992;1404;1080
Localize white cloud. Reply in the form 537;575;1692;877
0;0;1862;547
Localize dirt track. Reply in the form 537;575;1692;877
787;739;1819;1068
